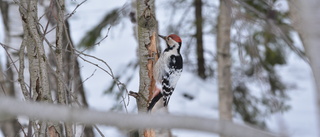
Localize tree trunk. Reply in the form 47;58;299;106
0;59;21;137
136;0;158;114
19;0;53;136
0;0;22;136
217;0;232;137
1;0;94;136
288;1;320;136
195;0;206;79
136;0;173;136
54;0;74;136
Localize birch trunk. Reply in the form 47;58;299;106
136;0;158;113
19;0;52;102
288;1;320;136
217;1;232;137
136;0;173;136
54;0;74;136
19;0;53;136
55;0;66;106
0;59;20;137
1;0;92;136
0;0;23;136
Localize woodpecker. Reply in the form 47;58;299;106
147;34;183;112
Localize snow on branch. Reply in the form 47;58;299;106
0;97;278;137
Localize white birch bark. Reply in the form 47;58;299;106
1;1;27;136
136;0;158;113
288;0;320;136
217;0;233;127
56;0;66;105
136;0;173;136
19;0;53;136
0;56;20;137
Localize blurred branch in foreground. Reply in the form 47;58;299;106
0;96;279;137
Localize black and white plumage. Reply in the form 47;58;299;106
147;34;183;112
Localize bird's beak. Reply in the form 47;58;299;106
158;34;166;40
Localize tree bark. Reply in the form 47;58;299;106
19;0;53;136
55;0;74;136
19;0;52;102
288;1;320;136
56;0;66;106
195;0;206;79
136;0;158;113
136;0;172;136
0;59;21;137
2;0;94;136
0;0;23;136
217;1;232;137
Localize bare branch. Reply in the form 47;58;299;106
93;125;105;137
0;43;30;99
0;43;19;51
95;26;112;46
0;97;278;137
81;69;97;84
0;43;19;74
65;0;87;20
129;91;140;99
18;43;31;100
75;51;131;111
34;0;131;112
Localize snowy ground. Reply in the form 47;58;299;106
0;0;318;137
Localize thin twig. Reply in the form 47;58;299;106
81;69;97;85
93;125;105;137
0;43;19;73
95;26;112;45
77;55;113;77
0;42;19;51
0;43;31;99
76;53;130;112
64;0;130;112
65;0;88;20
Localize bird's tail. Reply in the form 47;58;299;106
163;95;171;107
147;93;163;112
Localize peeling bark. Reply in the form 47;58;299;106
136;0;158;114
147;32;159;102
136;0;170;136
